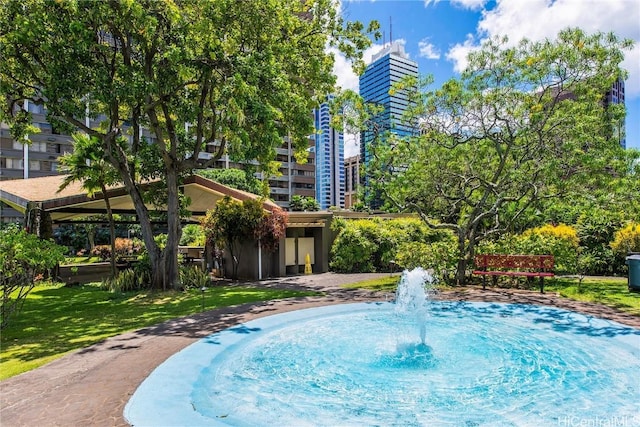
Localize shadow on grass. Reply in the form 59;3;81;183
546;278;640;316
0;284;319;367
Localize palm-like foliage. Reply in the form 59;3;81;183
58;134;122;278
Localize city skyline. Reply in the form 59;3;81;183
333;0;640;156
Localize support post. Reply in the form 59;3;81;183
258;240;262;280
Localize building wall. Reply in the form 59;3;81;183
0;102;77;223
344;154;360;209
200;137;316;210
0;102;164;223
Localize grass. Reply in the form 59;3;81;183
545;276;640;316
62;256;102;265
343;275;401;292
3;275;638;381
347;275;640;315
0;282;319;380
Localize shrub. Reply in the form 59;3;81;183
576;211;624;252
133;254;152;287
576;245;616;276
523;224;578;274
101;269;144;293
180;266;210;290
610;222;640;256
330;227;376;273
180;224;206;246
478;224;580;275
395;236;458;284
329;217;452;273
524;223;579;247
1;225;66;328
91;238;142;261
575;212;624;275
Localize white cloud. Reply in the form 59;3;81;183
330;42;387;91
344;132;359;158
330;47;360;91
445;33;478;73
418;38;441;59
623;45;640;97
446;0;640;97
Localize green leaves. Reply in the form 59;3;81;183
1;0;376;288
201;196;286;278
1;224;66;328
342;28;633;285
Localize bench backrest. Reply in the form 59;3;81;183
474;254;554;271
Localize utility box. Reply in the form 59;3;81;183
626;253;640;292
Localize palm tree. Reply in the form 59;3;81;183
58;134;121;278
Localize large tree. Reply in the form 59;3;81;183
0;0;377;289
357;28;634;284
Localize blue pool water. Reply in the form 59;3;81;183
125;301;640;426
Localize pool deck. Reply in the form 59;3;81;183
2;272;639;427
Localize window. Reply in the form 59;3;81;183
31;142;47;152
29;160;40;171
27;102;45;115
12;141;23;150
34;123;51;134
51;162;59;172
6;158;24;169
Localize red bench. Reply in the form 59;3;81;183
472;254;554;293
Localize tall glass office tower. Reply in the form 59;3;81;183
604;78;626;149
313;98;344;209
359;42;418;207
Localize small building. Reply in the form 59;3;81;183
0;175;335;281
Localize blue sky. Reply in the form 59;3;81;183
332;0;640;156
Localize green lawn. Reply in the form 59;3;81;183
545;276;640;316
0;282;319;380
347;275;640;315
343;275;401;292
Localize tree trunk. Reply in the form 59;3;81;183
101;187;117;279
87;227;95;251
455;231;468;286
164;168;182;289
228;239;239;279
110;165;162;289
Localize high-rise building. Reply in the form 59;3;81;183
200;137;316;210
604;78;625;149
313;99;344;210
1;106;315;223
0;101;161;223
359;41;418;208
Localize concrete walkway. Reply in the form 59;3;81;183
1;273;639;427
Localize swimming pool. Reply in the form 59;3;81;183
124;300;640;426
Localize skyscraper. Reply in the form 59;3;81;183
604;78;626;149
359;41;418;208
313;98;344;209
